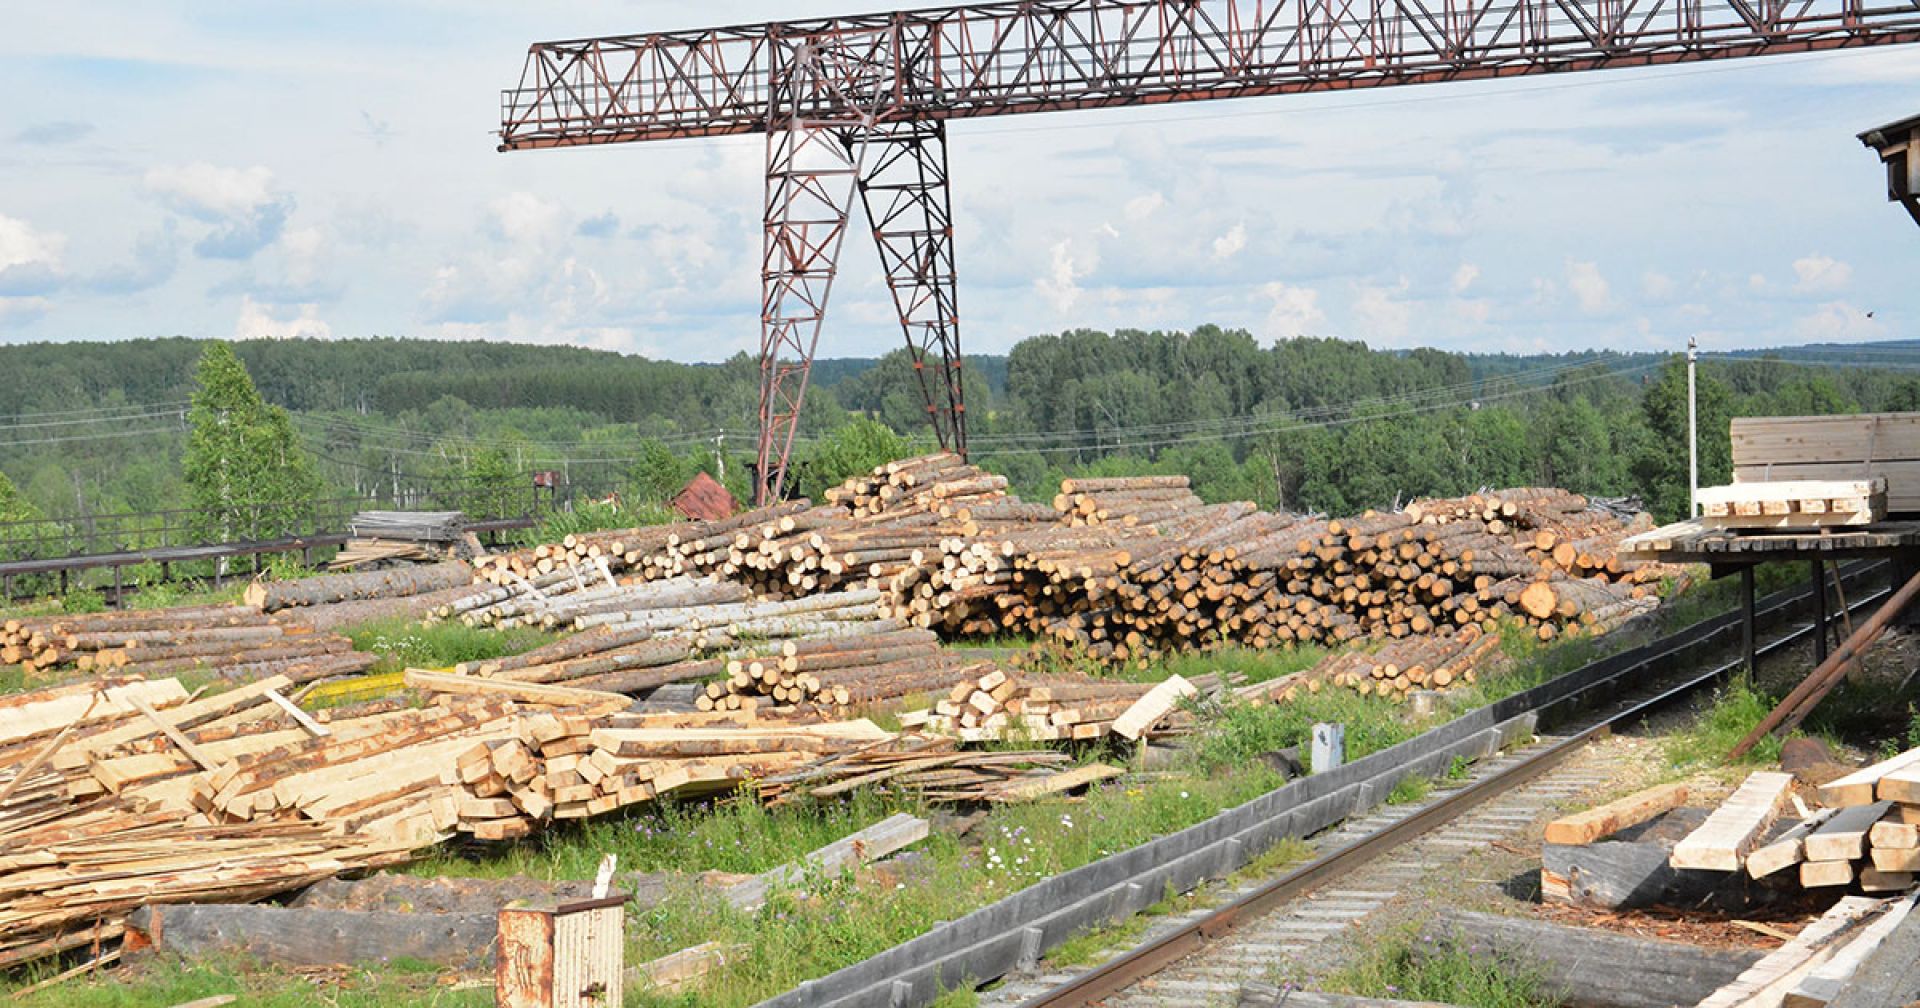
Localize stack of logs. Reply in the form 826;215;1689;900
700;628;982;715
1242;626;1505;705
1;606;372;685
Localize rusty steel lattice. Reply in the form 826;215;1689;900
499;0;1920;503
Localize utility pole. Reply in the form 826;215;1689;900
1687;336;1700;517
714;433;725;483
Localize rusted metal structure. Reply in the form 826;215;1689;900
499;0;1920;504
1861;113;1920;228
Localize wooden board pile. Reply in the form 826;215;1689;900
755;730;1086;805
1732;411;1920;514
0;605;372;685
1696;477;1889;531
0;668;1100;965
1242;626;1504;704
1661;759;1920;895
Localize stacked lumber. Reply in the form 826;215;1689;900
1666;758;1920;895
1;605;370;685
1732;412;1920;514
348;510;467;542
327;538;438;570
823;452;1010;519
1697;477;1889;530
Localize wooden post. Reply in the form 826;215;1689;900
1741;564;1756;677
497;896;627;1008
1812;560;1829;664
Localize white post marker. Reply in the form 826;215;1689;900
1311;722;1346;774
1688;336;1700;517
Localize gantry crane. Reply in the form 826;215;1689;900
499;0;1920;505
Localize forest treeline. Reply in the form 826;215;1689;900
2;328;1917;551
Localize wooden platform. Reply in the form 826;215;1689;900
1621;520;1920;565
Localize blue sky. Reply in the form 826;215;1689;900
1;2;1916;360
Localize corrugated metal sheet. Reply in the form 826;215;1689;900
672;472;739;522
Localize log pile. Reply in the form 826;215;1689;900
1052;475;1204;527
756;731;1079;805
246;560;473;613
1241;626;1504;704
1;606;372;685
700;628;981;714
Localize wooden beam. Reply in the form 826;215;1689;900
1697;896;1885;1008
1111;674;1196;741
722;812;928;912
1545;782;1690;846
1671;771;1794;872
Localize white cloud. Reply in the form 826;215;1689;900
488;192;566;247
1641;271;1676;300
1451;263;1480;294
1791;254;1853;294
1453;299;1492;324
1122;192;1165;222
144;163;292;259
1351;279;1412;341
1565;260;1613;314
1211;223;1247;261
1259;280;1325;336
0;296;51;328
1036;239;1094;314
1793;301;1883;341
236;296;331;340
0;215;63;271
145;163;279;220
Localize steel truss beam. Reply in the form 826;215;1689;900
502;0;1920;503
858;119;966;460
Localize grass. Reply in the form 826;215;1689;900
343;618;553;675
1189;688;1420;773
2;957;491;1007
1388;773;1433;805
1043;882;1210;968
1665;677;1785;768
1312;923;1565;1008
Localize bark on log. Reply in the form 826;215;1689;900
245;561;472;612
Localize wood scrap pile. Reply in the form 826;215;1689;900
755;731;1088;805
1;605;372;685
910;668;1203;743
328;512;474;570
1661;761;1920;895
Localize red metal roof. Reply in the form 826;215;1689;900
672;472;739;522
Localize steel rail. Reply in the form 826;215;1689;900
1020;569;1890;1008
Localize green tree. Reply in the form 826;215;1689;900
627;440;694;503
182;342;324;541
1634;356;1734;521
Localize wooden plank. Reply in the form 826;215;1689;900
1672;771;1794;872
1111;674;1196;741
1700;479;1884;505
124;693;218;772
1544;782;1690;846
402;668;630;713
1750;812;1835;879
1697;896;1886;1008
986;763;1124;803
1875;765;1920;804
1820;749;1920;807
722;812;928;912
262;687;329;738
1806;803;1892;862
629;941;748;992
1802;859;1860;888
1788;897;1917;1008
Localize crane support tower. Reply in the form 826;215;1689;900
499;0;1920;505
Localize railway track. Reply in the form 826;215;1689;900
991;571;1890;1008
